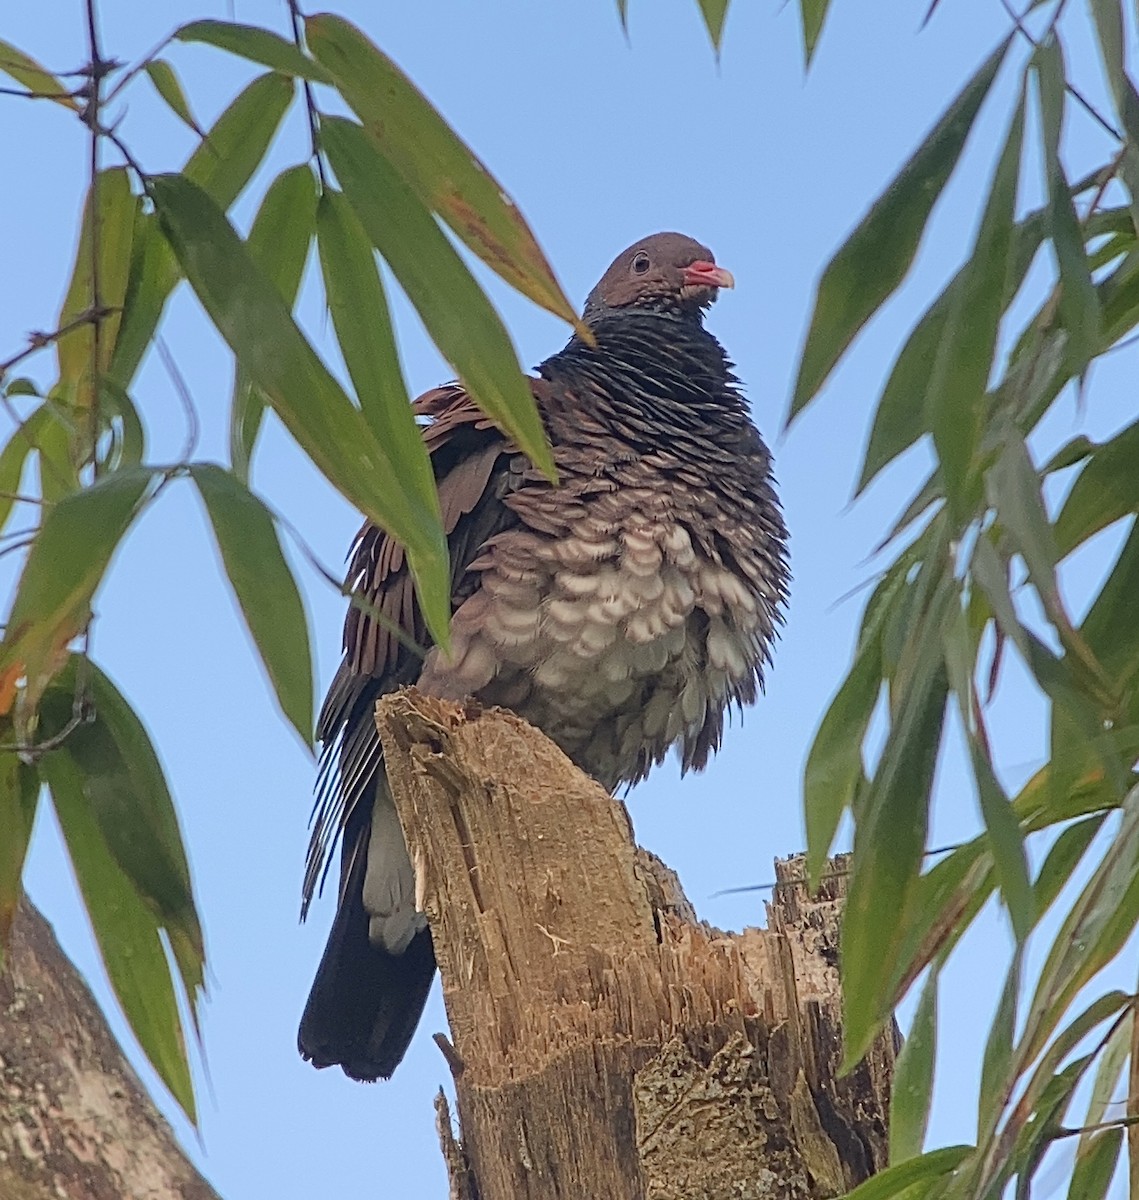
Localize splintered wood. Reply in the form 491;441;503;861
377;690;895;1200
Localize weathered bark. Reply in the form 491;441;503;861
0;896;220;1200
377;689;896;1200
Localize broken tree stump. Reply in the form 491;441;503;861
376;690;896;1200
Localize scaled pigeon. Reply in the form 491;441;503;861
299;233;790;1081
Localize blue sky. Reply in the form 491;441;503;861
2;0;1135;1195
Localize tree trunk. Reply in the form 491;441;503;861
376;689;897;1200
0;896;220;1200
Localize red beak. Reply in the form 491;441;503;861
682;260;735;290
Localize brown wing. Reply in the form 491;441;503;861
302;384;527;913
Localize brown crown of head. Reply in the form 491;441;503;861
582;232;735;322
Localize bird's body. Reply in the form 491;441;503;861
299;234;789;1081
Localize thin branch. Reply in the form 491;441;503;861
103;31;175;104
0;491;52;507
84;0;107;479
288;0;327;190
0;84;80;101
0;307;116;377
998;0;1123;141
272;507;428;662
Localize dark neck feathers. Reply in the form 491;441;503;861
539;309;752;444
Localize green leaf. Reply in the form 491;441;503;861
99;379;146;470
799;0;830;67
1076;1006;1130;1161
1068;1128;1124;1200
305;16;581;335
43;747;196;1121
39;656;203;1009
973;745;1035;941
1087;0;1139;237
1032;814;1105;920
843;613;949;1067
110;73;296;390
0;754;38;964
927;93;1024;521
151;174;452;648
0;37;78;108
0;467;154;701
855;207;1051;496
1034;39;1101;376
322;116;554;482
175;19;332;82
229;165;318;481
942;587;1033;939
977;948;1020;1140
696;0;730;52
985;431;1059;606
0;405;48;535
789;38;1009;421
190;465;314;746
841;1146;974;1200
1019;785;1139;1070
890;967;938;1163
804;635;881;886
1054;418;1139;555
316;189;437;509
1079;519;1139;694
56;168;137;419
144;60;203;135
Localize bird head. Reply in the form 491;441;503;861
582;232;735;323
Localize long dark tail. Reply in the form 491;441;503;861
298;827;436;1081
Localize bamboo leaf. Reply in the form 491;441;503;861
322;116;553;482
144;60;203;135
856;207;1051;495
1079;520;1139;694
804;637;881;887
973;744;1035;941
790;38;1009;420
890;967;938;1163
42;748;196;1121
1034;39;1101;376
306;16;581;333
0;467;154;702
151;174;452;648
696;0;730;52
978;948;1021;1140
1054;418;1139;555
843;614;949;1067
175;19;332;82
56;168;136;418
110;73;296;390
0;406;48;535
1033;814;1106;920
927;93;1024;521
799;0;830;67
1018;785;1139;1070
1076;1007;1130;1164
842;1146;974;1200
229;165;318;481
0;37;78;108
1068;1127;1124;1200
985;431;1059;607
39;656;204;1008
191;465;314;747
316;189;437;510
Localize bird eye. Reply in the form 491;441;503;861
631;252;651;275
